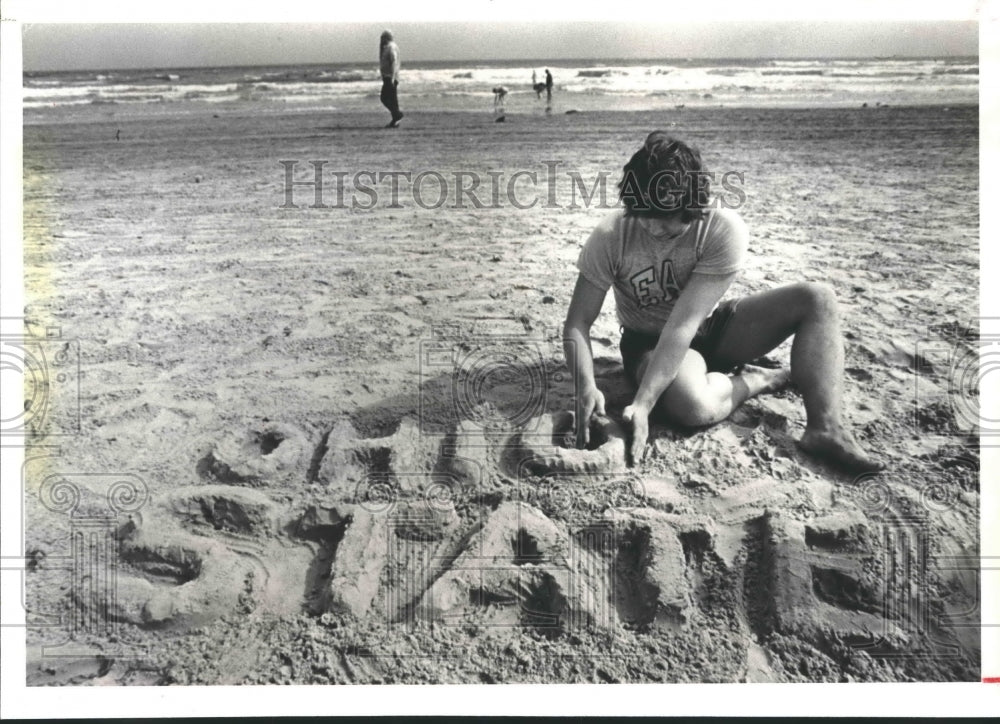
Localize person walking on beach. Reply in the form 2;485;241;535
545;69;553;102
563;131;882;474
379;30;403;128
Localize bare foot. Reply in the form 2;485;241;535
798;427;884;474
742;365;792;396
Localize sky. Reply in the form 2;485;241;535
20;18;980;72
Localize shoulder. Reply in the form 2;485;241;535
700;207;749;250
579;209;626;273
704;206;747;236
584;209;628;252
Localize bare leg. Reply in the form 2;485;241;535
635;350;790;428
710;283;882;473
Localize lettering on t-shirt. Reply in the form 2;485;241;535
629;259;682;307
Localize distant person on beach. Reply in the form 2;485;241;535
563;131;883;474
379;30;403;128
545;69;553;102
493;86;508;109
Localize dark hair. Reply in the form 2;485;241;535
618;131;710;222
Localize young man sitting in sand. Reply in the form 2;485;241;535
563;131;882;474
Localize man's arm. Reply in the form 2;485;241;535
624;271;737;462
563;274;608;448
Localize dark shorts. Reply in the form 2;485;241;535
620;299;740;384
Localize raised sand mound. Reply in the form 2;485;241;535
516;411;627;475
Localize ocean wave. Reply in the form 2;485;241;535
706;68;750;76
22;57;979;111
933;67;978;75
761;69;826;76
309;71;367;83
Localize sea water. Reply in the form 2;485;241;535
23;57;978;112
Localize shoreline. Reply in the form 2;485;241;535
22;100;980;128
22;99;980;128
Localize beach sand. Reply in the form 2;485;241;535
22;103;980;683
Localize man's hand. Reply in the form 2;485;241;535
575;386;606;449
622;403;650;466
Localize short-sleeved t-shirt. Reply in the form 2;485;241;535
380;42;400;79
576;207;748;335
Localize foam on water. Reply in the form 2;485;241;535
23;57;978;110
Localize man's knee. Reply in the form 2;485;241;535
659;393;722;428
794;281;839;320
